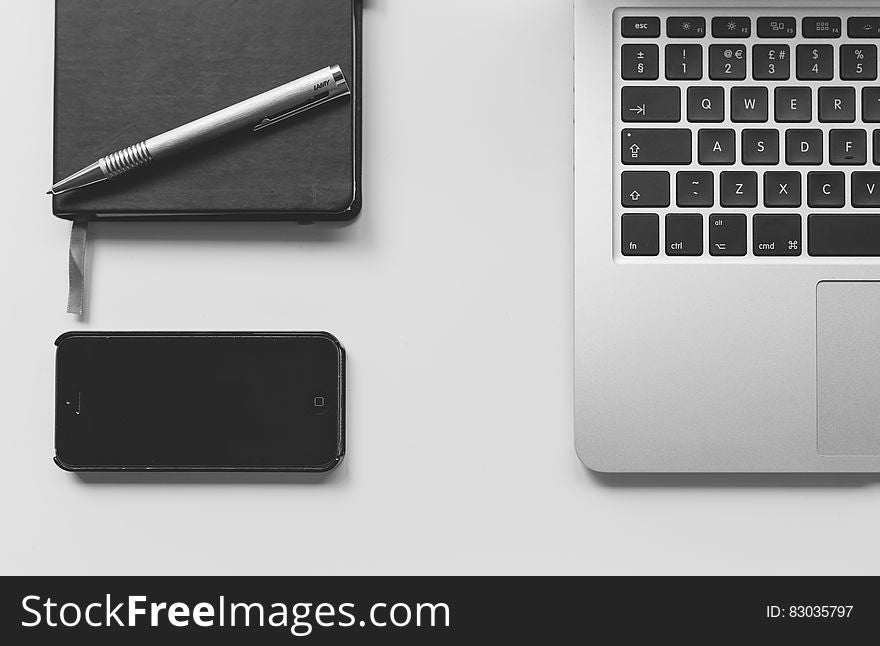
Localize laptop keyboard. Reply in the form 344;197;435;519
614;10;880;259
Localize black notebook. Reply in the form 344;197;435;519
52;0;361;221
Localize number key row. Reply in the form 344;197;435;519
622;44;879;81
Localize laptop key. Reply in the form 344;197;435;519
841;45;878;80
687;87;724;122
731;87;769;122
819;87;856;122
676;171;714;207
757;18;796;38
666;44;702;80
742;129;779;165
796;44;834;79
713;17;751;38
709;214;747;256
829;129;867;165
667;17;706;38
764;171;802;207
809;215;880;256
698;129;736;165
720;171;758;207
775;87;812;122
666;214;704;256
753;215;802;256
851;172;880;207
622;214;659;256
709;44;747;79
622;171;670;207
621;87;681;122
622;129;692;165
808;172;846;207
786;129;823;164
876;130;880;164
803;17;841;39
848;17;880;39
863;88;880;122
753;45;791;80
622;44;659;80
622;17;660;38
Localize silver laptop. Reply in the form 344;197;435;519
575;1;880;472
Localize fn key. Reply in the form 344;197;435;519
622;214;659;256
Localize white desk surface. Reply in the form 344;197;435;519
3;0;879;575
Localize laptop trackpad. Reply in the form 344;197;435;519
818;282;880;456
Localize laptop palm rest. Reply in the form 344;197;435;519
818;281;880;456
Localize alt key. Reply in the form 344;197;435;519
709;213;747;256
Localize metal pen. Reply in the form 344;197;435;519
49;65;350;195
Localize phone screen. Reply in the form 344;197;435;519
55;333;344;471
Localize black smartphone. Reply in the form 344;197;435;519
54;332;345;472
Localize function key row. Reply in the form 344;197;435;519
622;213;880;258
622;17;880;39
622;44;879;81
622;87;880;123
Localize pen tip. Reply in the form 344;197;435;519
46;190;54;195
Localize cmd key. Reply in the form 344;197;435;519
753;214;802;256
622;129;692;165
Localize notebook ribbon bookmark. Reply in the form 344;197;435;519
67;217;89;316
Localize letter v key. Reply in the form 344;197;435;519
852;173;880;207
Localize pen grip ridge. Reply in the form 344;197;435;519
99;142;153;179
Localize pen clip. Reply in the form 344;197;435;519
254;92;336;132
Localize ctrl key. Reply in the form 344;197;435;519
622;214;659;256
666;214;703;256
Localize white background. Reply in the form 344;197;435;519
2;0;879;575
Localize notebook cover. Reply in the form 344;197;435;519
52;0;361;221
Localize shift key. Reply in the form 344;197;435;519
622;129;692;164
622;171;670;207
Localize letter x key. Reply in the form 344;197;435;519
764;171;802;207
